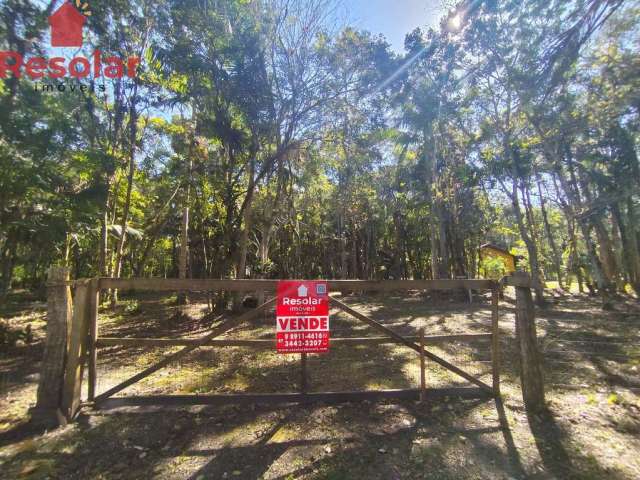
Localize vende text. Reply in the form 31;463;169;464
277;316;329;331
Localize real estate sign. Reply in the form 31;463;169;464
276;280;329;353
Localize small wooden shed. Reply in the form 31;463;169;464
479;243;517;274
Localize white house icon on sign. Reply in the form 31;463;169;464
297;284;308;297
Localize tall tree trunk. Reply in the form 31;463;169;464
255;161;286;304
532;121;612;307
217;148;237;283
112;104;139;306
557;163;614;309
536;174;564;289
0;233;17;296
136;185;180;276
233;156;257;311
592;218;618;289
552;176;581;292
629;197;640;283
100;210;108;277
437;203;450;279
612;202;640;295
351;233;358;279
429;223;439;280
576;171;619;288
609;208;627;291
136;215;170;276
579;221;612;307
98;79;126;304
422;123;442;280
540;135;614;308
391;211;406;279
177;201;190;304
504;178;546;305
567;219;584;293
521;181;546;287
339;212;348;279
177;154;193;306
236;158;256;281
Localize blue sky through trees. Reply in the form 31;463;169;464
345;0;443;52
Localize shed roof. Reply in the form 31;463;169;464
480;243;515;258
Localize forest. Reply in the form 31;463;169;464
0;0;638;310
1;1;640;479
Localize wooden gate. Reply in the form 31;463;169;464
57;278;505;417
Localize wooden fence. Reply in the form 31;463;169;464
31;272;545;426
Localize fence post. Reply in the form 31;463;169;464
31;267;72;427
419;327;426;402
87;279;100;401
491;287;500;396
61;279;91;420
509;272;546;413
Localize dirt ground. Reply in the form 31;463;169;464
1;288;639;480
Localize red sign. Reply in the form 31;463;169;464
276;281;329;353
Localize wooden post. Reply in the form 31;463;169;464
61;280;92;420
419;328;426;402
512;273;546;413
87;279;100;402
300;353;308;394
32;267;72;427
491;288;500;396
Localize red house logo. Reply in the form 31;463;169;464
49;1;89;47
0;0;141;81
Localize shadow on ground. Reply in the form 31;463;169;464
1;291;639;479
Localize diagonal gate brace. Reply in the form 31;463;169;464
329;296;493;393
94;297;277;404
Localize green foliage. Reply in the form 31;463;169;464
0;0;638;298
480;256;510;280
123;300;141;315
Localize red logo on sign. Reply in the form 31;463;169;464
0;1;140;82
276;281;329;353
49;2;87;47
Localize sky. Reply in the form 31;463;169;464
344;0;445;53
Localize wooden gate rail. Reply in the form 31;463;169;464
49;276;510;420
89;280;500;408
95;333;492;348
36;272;549;427
90;283;499;406
97;387;492;409
98;277;497;292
